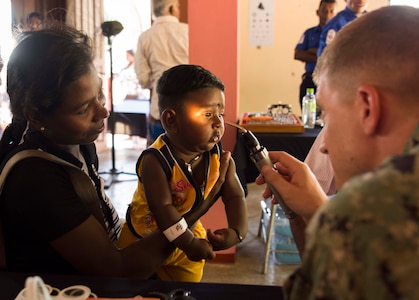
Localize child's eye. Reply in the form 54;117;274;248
204;112;213;118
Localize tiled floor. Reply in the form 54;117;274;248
97;134;299;286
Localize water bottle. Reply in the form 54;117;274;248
302;88;316;129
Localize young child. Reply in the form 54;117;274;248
118;64;248;282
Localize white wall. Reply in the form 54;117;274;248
239;0;389;118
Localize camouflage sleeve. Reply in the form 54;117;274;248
285;151;419;299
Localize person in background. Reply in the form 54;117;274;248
257;6;419;298
0;25;228;277
0;49;3;86
118;64;247;282
0;49;3;137
124;49;135;69
294;0;336;109
26;11;43;31
134;0;188;145
114;49;142;101
317;0;368;57
304;130;336;196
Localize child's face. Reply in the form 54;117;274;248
176;87;225;152
28;16;42;31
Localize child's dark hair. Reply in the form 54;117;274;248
319;0;336;7
0;26;93;161
157;64;225;113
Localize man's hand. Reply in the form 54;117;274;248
255;151;328;222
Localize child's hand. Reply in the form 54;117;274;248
182;238;216;261
206;228;240;251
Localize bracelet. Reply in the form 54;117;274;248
163;218;188;242
230;227;243;243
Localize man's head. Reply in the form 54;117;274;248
317;0;337;27
346;0;368;16
27;11;43;31
126;49;135;63
152;0;181;19
313;6;419;189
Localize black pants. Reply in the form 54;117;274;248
299;72;316;110
147;116;164;146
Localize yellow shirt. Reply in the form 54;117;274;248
128;134;221;237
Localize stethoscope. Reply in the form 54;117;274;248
15;276;97;300
15;275;196;299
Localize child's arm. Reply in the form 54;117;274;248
183;151;230;223
207;155;248;251
141;152;215;261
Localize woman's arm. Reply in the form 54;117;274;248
6;152;230;278
140;151;215;262
54;152;231;277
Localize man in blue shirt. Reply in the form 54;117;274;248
317;0;368;57
295;0;336;109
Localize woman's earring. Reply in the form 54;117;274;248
40;127;45;131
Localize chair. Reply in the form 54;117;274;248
258;199;278;274
258;199;300;274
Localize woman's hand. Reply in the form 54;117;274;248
181;236;216;261
206;227;241;251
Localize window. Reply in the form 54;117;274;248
103;0;152;102
390;0;419;8
103;0;151;78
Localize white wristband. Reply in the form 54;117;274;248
163;218;188;242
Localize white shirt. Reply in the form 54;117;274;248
134;15;189;119
304;129;336;196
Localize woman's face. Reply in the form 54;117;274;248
40;66;109;146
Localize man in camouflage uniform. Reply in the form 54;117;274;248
257;6;419;299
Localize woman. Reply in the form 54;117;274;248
0;25;227;277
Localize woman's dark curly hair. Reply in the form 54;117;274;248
0;25;93;161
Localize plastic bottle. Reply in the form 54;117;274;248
302;88;316;129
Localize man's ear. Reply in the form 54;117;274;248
356;85;381;136
169;5;174;15
161;109;178;134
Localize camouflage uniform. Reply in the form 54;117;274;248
284;124;419;300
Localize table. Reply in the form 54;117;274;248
233;127;321;195
0;271;283;300
110;99;150;138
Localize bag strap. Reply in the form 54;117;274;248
0;149;105;270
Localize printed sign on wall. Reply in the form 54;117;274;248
249;0;275;47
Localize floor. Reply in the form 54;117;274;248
97;134;299;287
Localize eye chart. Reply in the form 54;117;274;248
249;0;275;47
